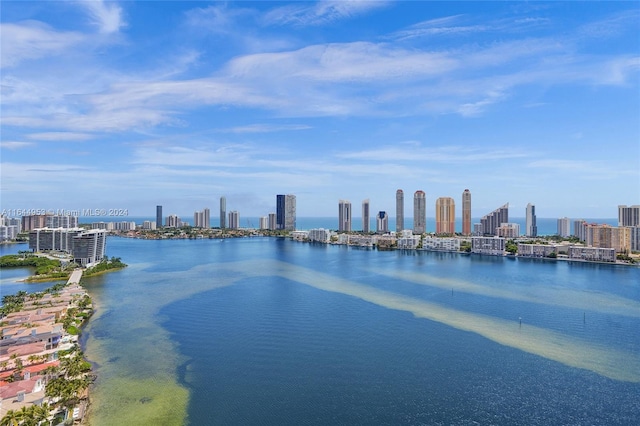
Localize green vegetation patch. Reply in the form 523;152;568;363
87;376;188;426
84;257;128;277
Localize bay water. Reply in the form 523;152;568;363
1;237;639;425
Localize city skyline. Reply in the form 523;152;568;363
1;1;638;218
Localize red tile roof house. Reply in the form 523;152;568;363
0;377;46;417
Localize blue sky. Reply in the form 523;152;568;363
1;1;639;220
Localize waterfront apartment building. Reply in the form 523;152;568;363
338;200;352;232
276;194;296;231
497;223;520;238
156;205;163;229
480;204;508;236
517;243;559;258
46;215;78;229
308;228;332;243
362;199;370;233
435;197;455;235
422;236;460;252
268;213;277;231
193;208;211;228
21;215;48;232
142;221;156;230
376;211;389;234
29;228;107;267
396;189;404;233
618;205;640;227
585;224;632;253
397;230;420;250
568;246;616;262
462;189;471;236
631;226;640;252
228;211;240;229
557;217;571;237
525;203;537;237
165;215;182;228
573;219;587;241
220;197;226;229
259;216;268;230
413;191;426;234
471;236;506;256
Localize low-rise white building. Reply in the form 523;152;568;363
308;228;332;243
422;236;461;252
568;246;616;262
397;230;421;249
290;231;309;241
471;236;505;255
517;243;558;258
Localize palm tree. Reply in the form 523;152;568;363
0;410;20;426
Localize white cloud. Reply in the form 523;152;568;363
78;0;125;34
264;0;390;26
0;141;34;150
0;21;83;68
220;124;312;133
26;132;95;142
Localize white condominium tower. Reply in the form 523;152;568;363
396;189;404;233
557;217;571;237
339;200;352;232
526;203;537;237
413;190;426;234
618;205;640;227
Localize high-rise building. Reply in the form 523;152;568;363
268;213;277;230
376;211;388;234
29;228;107;267
276;194;296;231
396;189;404;233
219;197;226;228
156;205;163;229
557;217;571;237
586;224;631;253
228;211;240;229
413;191;426;234
462;189;471;236
259;217;269;230
166;214;182;228
497;223;520;238
618;205;640;227
46;215;78;229
21;215;48;232
193;208;211;228
573;219;587;241
480;203;509;236
362;199;370;233
525;203;537;237
435;197;455;235
338;200;352;232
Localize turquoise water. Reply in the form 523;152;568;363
2;237;639;424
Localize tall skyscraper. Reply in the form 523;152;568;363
525;203;537;237
276;194;297;231
435;197;455;235
219;197;226;228
228;211;240;229
362;199;370;233
193;208;211;228
480;203;509;236
156;205;162;229
396;189;404;233
376;211;388;233
462;189;471;236
413;191;426;234
573;219;587;241
618;205;640;227
338;200;352;232
557;217;571;237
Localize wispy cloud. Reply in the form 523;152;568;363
264;0;389;26
337;144;531;163
0;141;34;150
0;21;84;68
219;124;312;134
26;132;95;142
77;0;126;34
